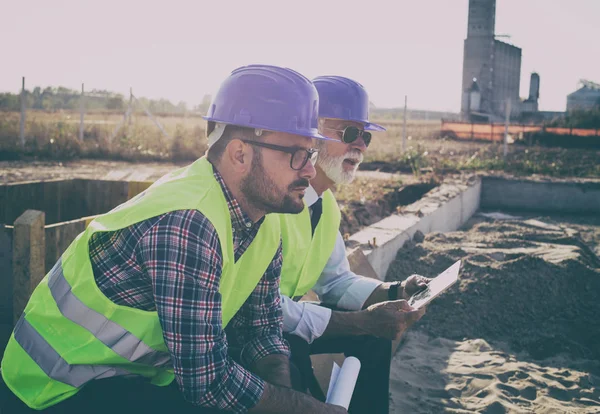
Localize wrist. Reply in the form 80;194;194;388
327;310;371;337
388;281;404;301
400;280;410;300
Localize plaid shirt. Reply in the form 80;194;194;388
89;167;288;412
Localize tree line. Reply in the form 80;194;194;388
0;86;213;115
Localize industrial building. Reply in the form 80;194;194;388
461;0;538;121
567;80;600;112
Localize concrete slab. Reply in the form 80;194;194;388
347;176;482;280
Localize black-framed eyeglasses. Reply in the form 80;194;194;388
241;140;318;171
323;126;372;147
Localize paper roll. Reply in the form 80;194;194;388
325;357;361;409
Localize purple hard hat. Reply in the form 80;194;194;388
312;76;386;132
204;65;331;140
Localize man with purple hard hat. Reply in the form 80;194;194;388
1;65;347;414
278;76;430;413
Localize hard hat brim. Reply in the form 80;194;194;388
364;122;387;132
203;117;337;142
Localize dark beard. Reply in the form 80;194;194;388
241;150;307;214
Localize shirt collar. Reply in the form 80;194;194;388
304;185;320;208
212;166;259;231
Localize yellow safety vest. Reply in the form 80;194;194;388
1;157;280;410
279;189;341;298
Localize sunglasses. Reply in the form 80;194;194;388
323;126;372;147
241;140;318;171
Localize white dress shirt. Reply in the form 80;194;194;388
281;185;383;343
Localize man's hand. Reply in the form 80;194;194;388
402;275;431;299
361;300;426;340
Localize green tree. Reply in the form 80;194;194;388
106;96;124;111
0;93;19;110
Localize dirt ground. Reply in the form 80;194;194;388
386;213;600;413
0;159;185;184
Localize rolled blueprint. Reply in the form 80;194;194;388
325;357;361;409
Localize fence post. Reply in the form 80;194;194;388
471;122;474;140
79;83;85;141
128;87;133;126
12;210;45;324
19;77;26;149
504;100;511;159
402;95;407;152
133;94;170;140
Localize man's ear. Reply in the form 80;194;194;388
224;139;252;173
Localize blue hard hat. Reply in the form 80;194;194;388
204;65;331;140
312;76;386;132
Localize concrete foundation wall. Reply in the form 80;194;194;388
347;177;482;280
481;176;600;214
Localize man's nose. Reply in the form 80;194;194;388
300;156;317;180
350;136;368;153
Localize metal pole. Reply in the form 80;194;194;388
110;104;132;143
109;87;134;144
79;83;85;141
19;77;26;148
504;99;511;159
402;95;407;152
133;94;170;140
128;87;133;126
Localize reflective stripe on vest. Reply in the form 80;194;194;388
13;315;133;388
279;189;341;298
45;258;171;367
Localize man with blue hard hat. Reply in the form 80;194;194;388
1;65;347;413
278;76;430;413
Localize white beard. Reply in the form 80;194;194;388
316;146;364;185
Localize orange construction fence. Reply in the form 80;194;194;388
441;121;600;142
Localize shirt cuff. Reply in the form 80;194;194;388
336;277;383;311
289;302;332;343
208;359;266;412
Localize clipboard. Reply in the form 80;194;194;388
408;260;461;309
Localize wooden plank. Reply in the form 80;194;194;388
12;210;45;323
45;219;86;273
347;248;380;280
83;180;128;216
40;181;62;224
2;182;43;224
127;181;153;200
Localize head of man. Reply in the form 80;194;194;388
203;65;331;218
207;123;317;215
312;76;386;186
316;118;367;184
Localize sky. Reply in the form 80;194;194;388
1;0;598;112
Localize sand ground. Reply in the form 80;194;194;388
387;212;600;413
